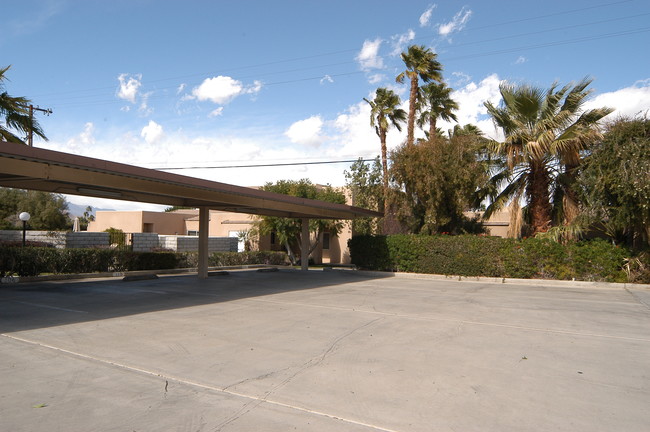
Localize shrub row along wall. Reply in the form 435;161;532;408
348;235;631;283
0;247;288;277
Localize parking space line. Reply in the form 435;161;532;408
12;301;88;314
1;333;401;432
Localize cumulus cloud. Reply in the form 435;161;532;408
188;76;262;108
285;115;326;147
390;29;416;56
141;120;164;144
419;5;436;27
584;79;650;119
176;83;186;94
139;91;154;115
116;73;142;104
442;74;503;139
64;122;96;152
514;56;527;64
356;38;384;71
438;6;472;37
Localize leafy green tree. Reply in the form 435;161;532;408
255;179;346;264
363;88;406;195
390;128;487;234
396;45;443;146
577;116;650;249
483;78;613;236
417;82;458;140
344;157;383;235
0;188;70;230
0;65;47;144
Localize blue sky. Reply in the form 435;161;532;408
3;0;650;211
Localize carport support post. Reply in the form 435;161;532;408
198;207;209;279
301;218;309;271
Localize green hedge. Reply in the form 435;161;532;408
0;247;288;277
349;235;630;283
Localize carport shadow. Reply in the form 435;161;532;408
0;269;394;333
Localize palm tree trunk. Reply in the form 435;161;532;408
527;161;552;235
407;77;418;146
380;129;389;193
429;116;437;140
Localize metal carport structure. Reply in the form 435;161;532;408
0;142;381;277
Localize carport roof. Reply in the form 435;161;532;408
0;142;382;220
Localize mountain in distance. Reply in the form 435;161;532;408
66;202;113;218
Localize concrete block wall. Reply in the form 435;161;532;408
158;235;238;253
132;233;160;252
0;230;67;248
65;232;110;249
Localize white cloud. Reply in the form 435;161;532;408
116;73;142;104
451;71;472;87
320;75;334;85
515;56;527;65
139;91;154;115
585;79;650;119
285;115;326;147
141;120;164;144
440;73;503;139
191;76;244;104
64;122;96;153
356;38;384;71
438;6;472;37
177;83;186;94
209;107;224;117
390;29;416;56
419;5;437;27
188;76;262;108
368;74;385;85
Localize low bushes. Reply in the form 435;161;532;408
349;235;631;283
0;246;288;277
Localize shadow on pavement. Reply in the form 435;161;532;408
0;269;393;333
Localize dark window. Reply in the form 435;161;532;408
323;232;330;250
270;231;276;245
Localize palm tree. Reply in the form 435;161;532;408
0;65;47;144
364;88;406;194
417;82;458;140
483;78;612;236
396;45;443;146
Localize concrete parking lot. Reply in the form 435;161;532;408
1;269;649;432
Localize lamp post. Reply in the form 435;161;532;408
19;212;30;247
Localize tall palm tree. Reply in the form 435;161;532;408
364;88;406;194
417;82;458;140
0;65;47;144
396;45;443;146
483;78;612;236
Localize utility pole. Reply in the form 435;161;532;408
27;105;52;147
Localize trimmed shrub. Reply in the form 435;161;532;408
349;235;630;283
0;246;288;277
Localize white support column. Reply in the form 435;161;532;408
301;218;309;271
198;207;209;279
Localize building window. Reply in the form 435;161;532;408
270;231;276;245
322;232;330;250
143;223;154;233
187;230;198;236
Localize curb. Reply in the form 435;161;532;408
347;269;650;290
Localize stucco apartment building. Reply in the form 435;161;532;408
88;208;351;264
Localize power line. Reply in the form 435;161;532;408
31;0;641;105
154;158;377;170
